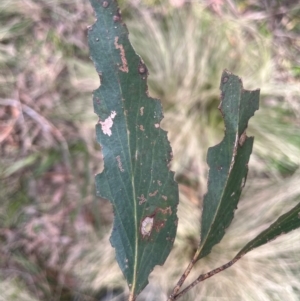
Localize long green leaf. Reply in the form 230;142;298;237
198;70;259;260
88;0;179;299
236;201;300;257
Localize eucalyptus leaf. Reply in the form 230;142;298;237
236;201;300;257
88;0;179;299
198;70;260;260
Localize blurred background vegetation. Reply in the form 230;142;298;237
0;0;299;300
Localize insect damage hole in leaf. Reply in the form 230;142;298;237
88;0;179;300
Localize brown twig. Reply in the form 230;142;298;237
167;249;201;301
172;255;243;300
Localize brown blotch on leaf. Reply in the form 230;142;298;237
157;206;172;215
116;155;124;172
102;1;109;8
140;107;144;116
113;9;122;22
138;66;146;74
222;76;229;83
138;60;148;76
114;37;128;73
138;194;147;205
154;220;165;232
149;190;158;197
239;131;247;146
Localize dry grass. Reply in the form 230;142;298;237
0;0;300;300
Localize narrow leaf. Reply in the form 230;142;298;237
236;201;300;258
198;70;259;260
88;0;179;299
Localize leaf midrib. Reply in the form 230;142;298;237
99;11;139;292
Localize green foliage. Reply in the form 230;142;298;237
1;0;299;300
198;70;259;260
89;0;300;300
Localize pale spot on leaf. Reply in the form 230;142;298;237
99;111;116;136
114;37;128;73
149;190;158;197
141;216;154;237
116;155;124;172
138;194;147;205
